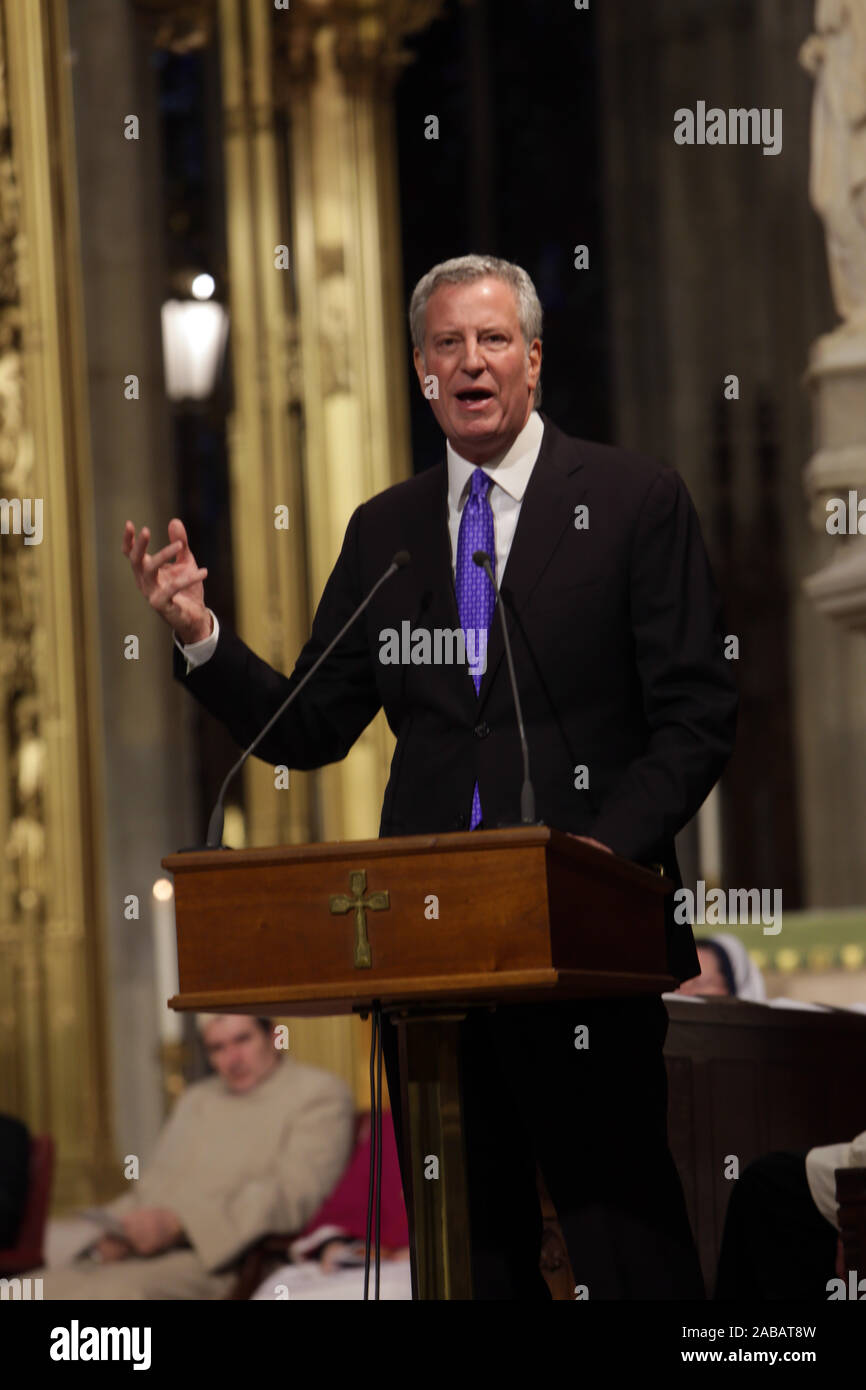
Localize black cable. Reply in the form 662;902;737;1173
362;1002;387;1300
375;1003;383;1299
363;1006;378;1300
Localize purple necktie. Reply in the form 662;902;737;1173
455;468;496;828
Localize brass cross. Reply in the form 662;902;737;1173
329;869;390;969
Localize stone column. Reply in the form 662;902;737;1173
800;1;866;625
595;0;866;909
798;1;866;904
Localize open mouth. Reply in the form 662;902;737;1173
455;388;495;411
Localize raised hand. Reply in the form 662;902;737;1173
122;517;212;646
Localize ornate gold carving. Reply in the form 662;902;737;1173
7;694;46;924
272;0;445;93
132;0;216;53
333;0;445;92
0;0;114;1207
0;13;43;943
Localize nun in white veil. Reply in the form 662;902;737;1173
675;933;767;1001
706;933;766;1001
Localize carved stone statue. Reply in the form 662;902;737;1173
318;268;352;396
800;4;866;630
5;693;46;918
800;0;866;327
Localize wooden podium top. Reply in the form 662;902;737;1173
164;826;675;1016
164;825;665;880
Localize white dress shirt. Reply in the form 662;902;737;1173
805;1128;866;1230
446;408;544;584
178;410;545;672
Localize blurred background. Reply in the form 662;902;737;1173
1;0;865;1213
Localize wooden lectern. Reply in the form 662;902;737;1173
164;825;673;1299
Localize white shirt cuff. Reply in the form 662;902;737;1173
805;1141;848;1229
175;610;220;674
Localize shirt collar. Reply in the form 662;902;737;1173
447;409;545;512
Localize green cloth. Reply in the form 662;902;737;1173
698;908;866;974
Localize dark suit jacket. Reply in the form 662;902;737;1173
176;414;738;982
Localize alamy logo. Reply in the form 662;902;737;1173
826;492;866;534
827;1270;866;1300
379;622;488;676
673;880;782;935
0;497;43;545
49;1320;152;1370
674;102;782;156
0;1275;43;1299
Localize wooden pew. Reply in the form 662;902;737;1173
664;997;866;1292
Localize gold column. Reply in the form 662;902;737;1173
216;1;439;1101
0;0;113;1205
219;0;313;851
218;0;350;1089
277;0;439;845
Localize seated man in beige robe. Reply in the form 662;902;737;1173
37;1014;355;1300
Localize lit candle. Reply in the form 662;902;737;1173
152;878;182;1043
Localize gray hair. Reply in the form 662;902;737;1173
409;254;543;407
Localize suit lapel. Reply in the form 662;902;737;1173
477;416;586;711
398;418;587;714
400;461;462;633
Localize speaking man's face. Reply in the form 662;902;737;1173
414;276;541;464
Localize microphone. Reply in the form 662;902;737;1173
473;550;538;826
203;550;411;848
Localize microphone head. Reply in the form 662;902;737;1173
392;550;411;569
473;550;492;569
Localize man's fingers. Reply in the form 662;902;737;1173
166;565;207;596
147;538;182;571
130;526;151;569
149;567;208;608
125;528;157;595
125;521;203;630
122;521;145;562
167;517;190;558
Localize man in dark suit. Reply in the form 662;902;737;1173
124;254;737;1299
